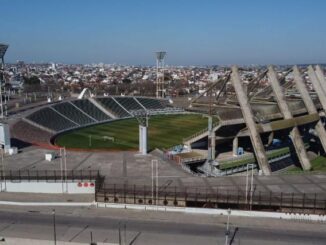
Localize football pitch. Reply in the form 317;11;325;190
55;114;212;151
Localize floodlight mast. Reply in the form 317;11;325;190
0;44;9;119
155;51;166;98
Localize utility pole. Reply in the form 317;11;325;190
0;148;5;191
59;147;67;193
118;222;121;245
225;208;231;245
52;209;57;245
151;159;159;206
156;160;158;206
245;164;254;210
64;147;67;192
60;148;63;193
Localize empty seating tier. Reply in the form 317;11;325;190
136;98;165;110
97;98;130;118
12;120;53;145
23;97;178;134
52;102;95;125
72;99;111;121
27;107;76;131
115;97;144;111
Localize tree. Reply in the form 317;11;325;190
23;76;42;92
24;76;41;85
122;78;132;84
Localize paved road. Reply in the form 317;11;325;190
0;208;325;244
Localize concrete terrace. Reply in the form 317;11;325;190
2;146;326;197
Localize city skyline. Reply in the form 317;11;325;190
1;0;326;65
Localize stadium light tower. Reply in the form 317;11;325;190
0;44;9;119
0;44;8;69
155;51;166;98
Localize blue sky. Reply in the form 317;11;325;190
1;0;326;65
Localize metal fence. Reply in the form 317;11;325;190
1;170;325;215
0;170;101;182
96;184;326;215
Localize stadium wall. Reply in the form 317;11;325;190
0;181;95;194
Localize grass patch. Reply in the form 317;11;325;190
285;166;302;172
219;157;255;170
55;114;210;150
219;146;291;170
311;156;326;171
284;156;326;173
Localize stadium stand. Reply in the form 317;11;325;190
136;97;165;110
160;99;172;108
115;97;144;111
11;120;53;145
27;107;77;132
52;102;95;125
22;96;181;135
96;97;131;118
270;157;294;172
71;99;111;121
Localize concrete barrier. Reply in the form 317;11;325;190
97;202;326;223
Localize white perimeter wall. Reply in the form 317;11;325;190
0;181;95;194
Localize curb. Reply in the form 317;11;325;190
0;201;95;207
0;200;325;223
97;202;326;223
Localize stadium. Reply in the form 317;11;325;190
6;77;326;213
1;44;326;214
9;71;326;177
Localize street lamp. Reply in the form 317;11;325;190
52;209;57;245
59;147;67;193
0;148;5;191
225;208;231;245
151;159;158;206
245;163;254;210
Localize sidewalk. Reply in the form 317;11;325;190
0;237;116;245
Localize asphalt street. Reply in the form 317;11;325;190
0;208;325;244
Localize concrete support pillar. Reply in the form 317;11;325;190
232;137;238;156
207;116;215;161
315;65;326;94
211;131;216;160
231;66;271;175
139;125;147;155
268;66;311;171
267;132;274;146
307;66;326;111
293;66;326;153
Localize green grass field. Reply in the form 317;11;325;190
286;156;326;172
55;114;211;151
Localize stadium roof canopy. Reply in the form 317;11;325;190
0;44;9;59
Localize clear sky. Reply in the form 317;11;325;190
1;0;326;65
